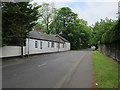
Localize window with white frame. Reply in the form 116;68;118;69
51;42;54;47
63;43;64;48
48;41;49;47
40;41;42;49
35;41;38;48
56;43;58;48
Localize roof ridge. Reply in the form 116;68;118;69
29;31;69;43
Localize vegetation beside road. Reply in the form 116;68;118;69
92;51;118;88
2;2;119;50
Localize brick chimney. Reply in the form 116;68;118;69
37;25;41;32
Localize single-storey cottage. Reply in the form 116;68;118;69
1;26;70;58
26;30;70;55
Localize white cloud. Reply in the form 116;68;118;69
71;2;118;26
31;0;119;26
32;0;119;3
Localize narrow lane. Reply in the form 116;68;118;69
62;51;93;88
3;50;93;88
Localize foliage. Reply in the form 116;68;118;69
38;3;56;34
89;18;118;46
101;19;120;44
2;2;92;50
2;2;40;46
4;2;119;50
49;7;92;50
36;6;92;49
50;7;78;34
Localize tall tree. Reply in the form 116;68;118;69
50;7;91;49
89;18;116;46
38;3;56;34
50;7;78;34
101;19;119;44
2;2;40;57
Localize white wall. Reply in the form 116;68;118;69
1;46;26;58
65;42;70;51
26;38;70;55
58;43;65;52
26;38;59;55
1;39;70;58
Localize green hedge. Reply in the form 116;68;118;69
101;19;120;44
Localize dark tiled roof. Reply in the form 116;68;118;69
29;31;65;43
56;34;69;42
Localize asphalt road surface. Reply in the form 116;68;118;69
3;50;93;88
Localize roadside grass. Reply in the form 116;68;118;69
92;51;118;88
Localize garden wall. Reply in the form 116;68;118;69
98;41;120;61
0;46;26;58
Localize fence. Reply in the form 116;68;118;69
98;41;120;61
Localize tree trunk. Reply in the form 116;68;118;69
47;17;50;34
47;23;49;34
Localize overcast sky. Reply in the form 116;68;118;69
31;0;119;26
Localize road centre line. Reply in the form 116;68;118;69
37;63;46;68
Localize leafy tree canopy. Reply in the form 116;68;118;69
89;18;118;46
2;2;40;46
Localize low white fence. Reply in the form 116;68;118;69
1;46;26;58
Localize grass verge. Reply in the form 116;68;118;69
92;50;118;88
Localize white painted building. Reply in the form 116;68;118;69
1;30;70;58
26;30;70;55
